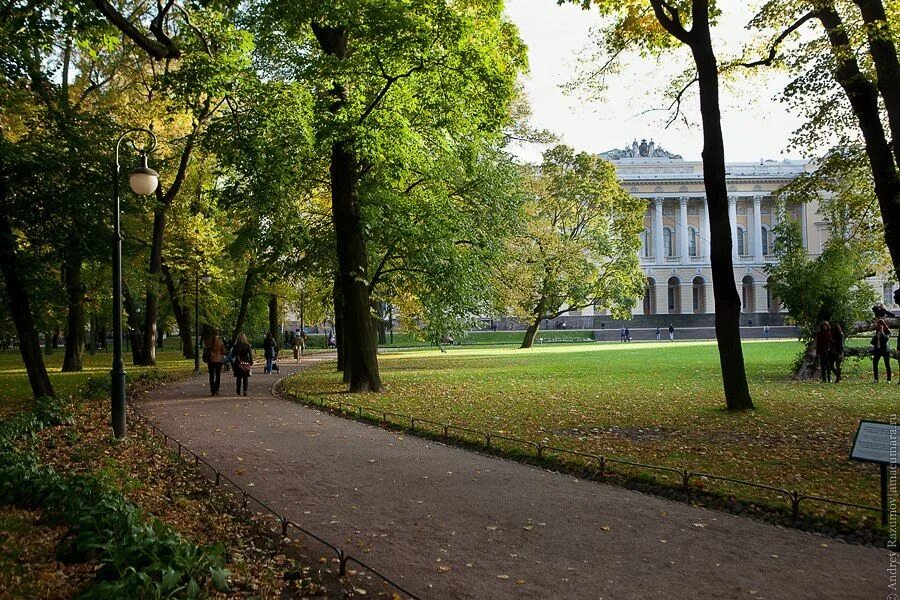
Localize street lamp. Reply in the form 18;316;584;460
111;128;159;439
195;272;212;372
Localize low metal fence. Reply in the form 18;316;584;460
128;410;423;600
291;391;897;528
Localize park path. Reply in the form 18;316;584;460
138;356;891;600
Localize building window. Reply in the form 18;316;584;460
641;228;652;258
742;275;754;312
885;283;895;307
761;226;770;255
688;227;698;257
644;277;656;315
664;227;674;258
737;226;747;256
692;276;705;313
667;276;680;313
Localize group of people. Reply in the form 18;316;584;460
201;329;308;397
814;321;846;383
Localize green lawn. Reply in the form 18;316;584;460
284;340;898;524
0;349;195;417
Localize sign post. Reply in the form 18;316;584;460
849;420;898;526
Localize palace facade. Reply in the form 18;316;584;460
553;139;896;329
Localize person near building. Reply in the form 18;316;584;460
231;333;253;396
202;327;226;396
871;319;892;383
624;326;631;342
292;332;303;363
815;321;832;383
829;323;844;383
655;326;660;341
668;323;675;341
764;324;770;340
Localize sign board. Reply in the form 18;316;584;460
849;420;899;465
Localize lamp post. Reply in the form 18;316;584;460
112;129;159;439
195;272;212;372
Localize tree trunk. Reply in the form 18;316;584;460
520;316;543;349
138;209;165;365
231;268;255;343
313;22;381;393
88;312;96;356
44;331;53;355
690;13;754;410
162;265;193;359
331;141;381;392
0;211;55;398
61;258;86;371
122;282;144;364
852;0;900;170
820;4;900;283
374;301;386;345
333;277;348;379
268;294;279;345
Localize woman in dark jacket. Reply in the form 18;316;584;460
872;320;892;383
263;331;276;374
231;332;254;396
829;323;844;383
814;321;832;383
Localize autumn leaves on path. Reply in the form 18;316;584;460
139;359;889;600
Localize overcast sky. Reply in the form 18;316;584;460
504;0;808;164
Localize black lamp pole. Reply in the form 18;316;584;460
194;272;200;372
111;128;158;439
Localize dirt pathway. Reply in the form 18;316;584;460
138;356;891;600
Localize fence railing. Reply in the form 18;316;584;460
285;389;896;529
128;409;424;600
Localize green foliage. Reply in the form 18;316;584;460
766;219;876;341
0;398;230;598
502;144;645;324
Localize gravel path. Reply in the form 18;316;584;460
138;356;892;600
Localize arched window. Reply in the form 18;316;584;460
688;227;698;258
641;228;652;258
885;283;896;307
664;227;674;258
692;276;705;313
644;277;656;315
667;276;680;313
742;275;754;312
737;226;747;256
761;226;770;256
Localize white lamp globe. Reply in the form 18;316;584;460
200;273;212;284
129;155;159;195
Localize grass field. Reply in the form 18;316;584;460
0;349;195;417
284;340;898;523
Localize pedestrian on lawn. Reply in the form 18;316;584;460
815;321;832;383
292;332;302;363
668;323;675;341
871;319;892;383
829;323;844;383
655;326;660;341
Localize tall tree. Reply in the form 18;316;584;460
574;0;754;409
504;145;644;349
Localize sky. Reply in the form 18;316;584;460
504;0;808;164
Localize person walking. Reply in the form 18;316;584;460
764;324;770;340
263;331;276;374
231;332;253;396
871;319;892;383
668;323;675;341
655;326;660;341
292;332;302;364
203;327;226;396
830;323;844;383
815;321;832;383
624;326;631;342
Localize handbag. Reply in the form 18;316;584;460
239;361;252;376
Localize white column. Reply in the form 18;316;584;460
800;202;808;250
701;199;711;259
678;197;689;262
752;195;763;263
653;197;665;263
728;196;738;259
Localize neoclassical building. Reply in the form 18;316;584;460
559;139;827;328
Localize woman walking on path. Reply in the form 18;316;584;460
871;319;892;383
203;327;226;396
263;331;276;374
292;332;305;363
231;333;253;396
829;323;844;383
815;321;832;383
